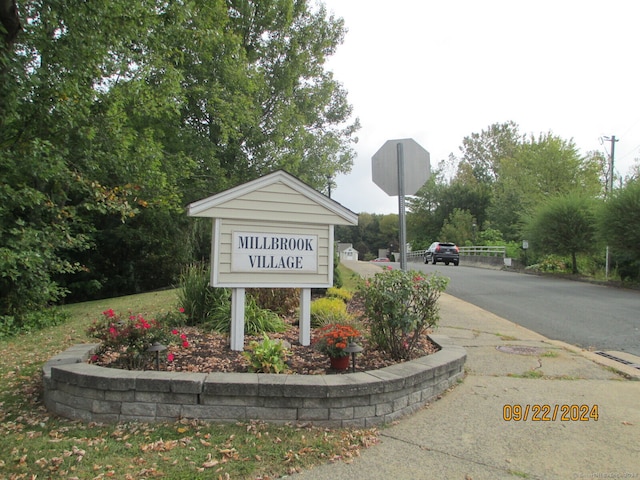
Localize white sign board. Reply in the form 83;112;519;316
231;231;318;273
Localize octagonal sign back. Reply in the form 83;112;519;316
372;138;430;196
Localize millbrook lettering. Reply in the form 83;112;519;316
238;235;314;251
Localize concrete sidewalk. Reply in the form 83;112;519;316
296;261;640;479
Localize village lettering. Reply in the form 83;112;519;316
231;232;318;273
248;255;303;269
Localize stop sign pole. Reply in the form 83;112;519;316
397;142;407;270
372;138;430;271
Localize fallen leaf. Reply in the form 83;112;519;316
202;453;219;468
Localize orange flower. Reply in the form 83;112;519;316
313;323;360;358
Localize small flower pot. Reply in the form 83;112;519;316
329;355;350;371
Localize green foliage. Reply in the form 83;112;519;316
598;180;640;282
525;194;599;274
504;241;523;260
205;295;287;335
247;288;299;316
478;228;505;244
408;122;606;251
599;179;640;259
525;255;570;273
0;309;70;339
335;212;400;260
310;297;352;327
336;263;365;291
243;296;288;335
440;208;475;245
1;0;359;324
242;334;289;373
333;247;343;287
612;253;640;283
177;263;230;327
326;287;353;303
86;309;188;370
0;162;92;321
458;120;521;184
359;269;448;360
154;308;189;328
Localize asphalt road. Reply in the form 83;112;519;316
401;261;640;356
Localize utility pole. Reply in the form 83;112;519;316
606;135;618;196
603;135;618;279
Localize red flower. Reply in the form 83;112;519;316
102;308;115;318
178;307;185;313
172;329;179;335
182;340;189;348
180;333;187;340
167;353;175;362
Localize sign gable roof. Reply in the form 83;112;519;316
188;170;358;226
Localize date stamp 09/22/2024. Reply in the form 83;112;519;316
502;404;638;479
502;404;599;422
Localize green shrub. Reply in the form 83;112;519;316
177;263;230;326
359;269;448;360
244;296;288;334
246;288;299;316
310;297;352;327
326;286;352;303
206;295;287;335
333;248;343;287
525;255;570;273
155;308;189;328
242;334;289;373
0;308;69;339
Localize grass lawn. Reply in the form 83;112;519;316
0;265;378;479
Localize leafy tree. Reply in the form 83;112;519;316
408;161;490;247
478;227;505;244
1;0;359;323
407;172;446;247
458;120;522;184
490;132;602;240
439;209;475;246
379;214;399;241
525;194;599;274
599;179;640;280
409;124;605;251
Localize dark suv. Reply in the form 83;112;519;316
424;242;459;266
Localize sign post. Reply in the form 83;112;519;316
372;139;430;270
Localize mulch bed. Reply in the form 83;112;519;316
92;296;440;375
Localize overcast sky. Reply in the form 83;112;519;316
322;0;640;214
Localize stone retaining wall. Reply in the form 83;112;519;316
42;336;466;427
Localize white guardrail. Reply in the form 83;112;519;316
407;246;506;262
